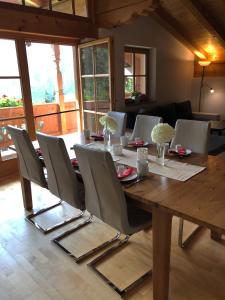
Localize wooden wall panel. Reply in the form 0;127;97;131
94;0;155;28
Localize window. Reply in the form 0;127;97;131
0;38;26;161
124;46;149;100
79;37;113;133
0;0;88;17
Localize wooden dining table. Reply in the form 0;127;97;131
14;132;225;300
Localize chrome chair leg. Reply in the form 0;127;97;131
52;215;121;263
88;235;152;297
178;218;202;248
26;201;84;234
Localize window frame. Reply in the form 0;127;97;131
124;46;150;101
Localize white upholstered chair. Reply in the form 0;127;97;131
107;111;127;138
7;126;79;234
171;119;210;154
171;119;210;248
130;115;162;143
37;133;120;262
74;144;152;296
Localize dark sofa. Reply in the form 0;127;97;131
126;100;220;129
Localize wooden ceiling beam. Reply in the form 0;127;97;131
182;0;225;54
150;4;209;60
94;0;156;28
0;2;97;39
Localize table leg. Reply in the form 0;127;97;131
153;207;172;300
210;230;222;242
20;175;33;211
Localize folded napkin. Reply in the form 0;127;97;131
177;147;186;155
90;134;104;141
128;140;145;147
168;147;188;157
117;167;134;179
71;158;79;168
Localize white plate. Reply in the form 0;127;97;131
185;149;192;155
120;172;138;182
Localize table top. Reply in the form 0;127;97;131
210;120;225;130
68;133;225;235
125;154;225;234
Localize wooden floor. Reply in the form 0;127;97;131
1;175;225;300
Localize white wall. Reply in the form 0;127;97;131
99;16;194;111
191;77;225;118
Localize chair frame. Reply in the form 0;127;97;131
52;214;122;263
88;235;152;297
178;218;202;248
26;201;85;234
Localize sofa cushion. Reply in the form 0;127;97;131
175;100;193;120
160;103;177;127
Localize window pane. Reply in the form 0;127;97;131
26;43;78;115
0;0;22;5
95;43;109;74
135;53;146;75
34;111;80;136
135;76;146;94
75;0;88;17
26;42;79;136
0;39;19;76
52;0;73;14
82;78;94;102
0;118;26;161
25;0;49;9
80;47;93;75
125;76;134;96
84;112;96;132
124;52;133;75
96;77;109;101
96;114;104;133
0;79;24;116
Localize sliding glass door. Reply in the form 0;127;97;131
78;37;113;133
26;41;80;137
0;35;81;179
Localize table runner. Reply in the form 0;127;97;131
85;142;206;182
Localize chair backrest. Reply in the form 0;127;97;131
36;133;82;209
7;126;47;188
74;144;131;233
130;115;162;143
170;119;210;154
107;111;127;138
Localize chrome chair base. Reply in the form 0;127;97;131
178;217;202;248
52;216;121;263
88;235;152;297
26;201;84;234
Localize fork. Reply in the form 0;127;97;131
123;177;146;188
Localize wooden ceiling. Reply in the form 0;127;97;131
94;0;225;68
